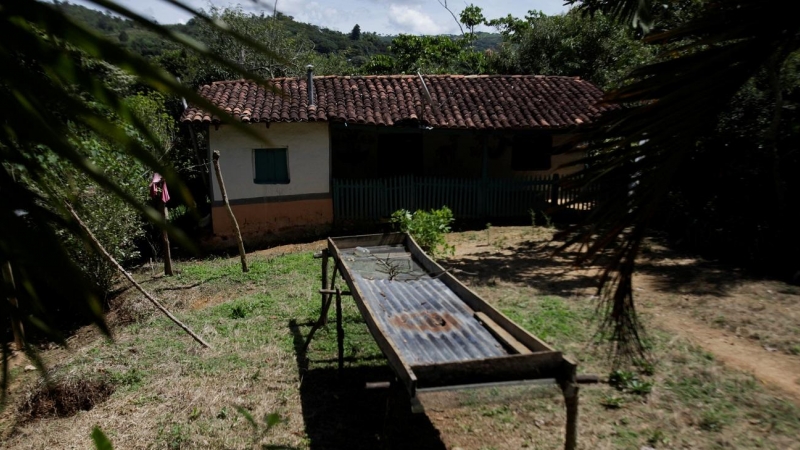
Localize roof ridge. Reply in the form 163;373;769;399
207;74;584;86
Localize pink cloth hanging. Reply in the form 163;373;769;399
149;173;170;203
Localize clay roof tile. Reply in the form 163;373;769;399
181;74;613;129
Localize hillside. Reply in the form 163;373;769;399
54;1;501;65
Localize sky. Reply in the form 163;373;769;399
65;0;570;35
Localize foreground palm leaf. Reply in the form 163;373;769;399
562;0;800;362
0;0;285;395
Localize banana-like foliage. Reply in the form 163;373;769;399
0;0;284;395
562;0;800;362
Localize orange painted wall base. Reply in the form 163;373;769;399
211;198;333;238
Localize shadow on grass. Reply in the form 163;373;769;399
444;236;750;298
634;244;748;297
443;239;601;297
289;320;446;450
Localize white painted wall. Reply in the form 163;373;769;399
209;122;330;201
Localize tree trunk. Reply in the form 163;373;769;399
212;151;249;273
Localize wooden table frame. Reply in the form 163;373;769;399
304;233;580;450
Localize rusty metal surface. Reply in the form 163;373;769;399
339;245;508;365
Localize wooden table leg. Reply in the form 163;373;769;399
302;262;340;356
320;252;329;326
559;362;579;450
563;381;579;450
335;288;344;371
301;295;333;355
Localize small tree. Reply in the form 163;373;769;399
460;4;485;35
196;6;316;79
118;29;129;42
363;34;486;75
391;207;455;258
349;24;361;41
487;11;654;89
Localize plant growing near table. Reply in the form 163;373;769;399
391;206;455;258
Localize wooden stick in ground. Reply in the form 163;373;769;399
160;198;174;276
212;151;248;273
2;261;25;350
65;203;211;349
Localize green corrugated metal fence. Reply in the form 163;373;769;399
333;175;580;221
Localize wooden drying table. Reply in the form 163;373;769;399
304;233;581;450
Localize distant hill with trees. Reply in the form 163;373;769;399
53;1;502;69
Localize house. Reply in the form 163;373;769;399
181;71;611;239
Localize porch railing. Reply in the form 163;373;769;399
332;174;595;221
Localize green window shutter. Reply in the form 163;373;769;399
254;148;289;184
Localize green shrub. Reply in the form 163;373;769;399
609;369;636;389
528;208;553;229
229;304;248;319
699;409;726;431
609;369;654;396
46;91;175;295
390;206;455;258
600;394;625;409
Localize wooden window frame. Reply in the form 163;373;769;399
253;147;290;185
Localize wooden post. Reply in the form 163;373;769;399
480;134;488;217
212;151;248;273
551;173;561;207
563;382;579;450
335;288;344;371
560;362;579;450
160;199;173;276
329;265;339;295
2;261;24;350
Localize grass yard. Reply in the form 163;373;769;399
1;227;799;449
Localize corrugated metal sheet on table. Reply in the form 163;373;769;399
339;245;508;365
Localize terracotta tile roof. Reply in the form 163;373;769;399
181;74;611;130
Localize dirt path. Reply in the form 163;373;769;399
252;239;326;258
645;303;800;405
632;249;800;406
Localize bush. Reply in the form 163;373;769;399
390;206;455;258
609;369;653;397
40;91;176;296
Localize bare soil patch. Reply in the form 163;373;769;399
18;378;114;423
251;240;326;258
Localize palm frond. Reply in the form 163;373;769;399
560;0;800;363
568;0;655;32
